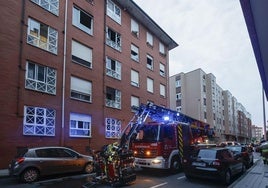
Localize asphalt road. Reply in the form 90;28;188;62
2;152;261;188
0;168;232;188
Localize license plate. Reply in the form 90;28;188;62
192;162;206;167
137;159;146;163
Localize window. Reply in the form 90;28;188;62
27;18;58;54
147;100;154;104
72;6;93;35
106;57;121;80
131;44;139;62
106;87;121;109
70;113;91;138
175;80;181;87
70;76;92;102
160;63;165;77
159;42;165;55
23;106;55;136
147;54;153;70
131;69;139;87
147;77;154;93
160;84;166;97
146;32;153;46
131;19;139;37
25;61;56;94
131;96;139;108
106;0;121;24
106;27;121;51
31;0;59;15
72;40;92;68
36;148;75;158
176;93;182;100
176;106;182;112
198;149;216;159
105;118;121;139
203;85;206;92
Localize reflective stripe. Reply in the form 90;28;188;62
177;124;183;158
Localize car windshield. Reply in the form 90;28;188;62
197;149;217;159
227;146;242;153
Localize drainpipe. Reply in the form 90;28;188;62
17;0;26;116
61;0;68;145
103;1;107;130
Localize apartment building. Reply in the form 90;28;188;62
251;125;263;142
169;68;252;143
223;90;235;139
0;0;178;168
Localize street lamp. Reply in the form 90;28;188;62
263;88;267;140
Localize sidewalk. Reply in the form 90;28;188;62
0;168;9;178
229;158;268;188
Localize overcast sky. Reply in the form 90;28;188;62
134;0;264;127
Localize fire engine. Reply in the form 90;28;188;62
119;103;214;172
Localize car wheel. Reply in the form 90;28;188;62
223;169;231;185
20;168;39;183
170;156;182;173
84;163;94;174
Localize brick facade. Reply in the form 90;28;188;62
0;0;177;169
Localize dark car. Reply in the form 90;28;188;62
182;147;245;185
9;146;94;183
226;145;254;169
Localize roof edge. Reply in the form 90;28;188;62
115;0;178;50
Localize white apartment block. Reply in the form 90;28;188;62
169;68;252;144
251;125;263;142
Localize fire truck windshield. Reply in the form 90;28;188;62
135;125;159;142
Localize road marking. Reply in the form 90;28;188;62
177;176;185;180
34;173;94;185
150;182;168;188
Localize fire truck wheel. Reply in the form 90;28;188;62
170;156;181;173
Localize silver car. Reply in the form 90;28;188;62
9;146;94;183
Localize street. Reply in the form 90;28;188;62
0;170;229;188
1;153;261;188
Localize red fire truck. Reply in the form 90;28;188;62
119;103;214;172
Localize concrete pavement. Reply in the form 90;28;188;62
229;157;268;188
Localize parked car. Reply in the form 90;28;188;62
260;141;268;155
255;140;268;153
219;141;240;147
9;146;94;183
194;143;217;148
226;145;253;169
182;147;246;185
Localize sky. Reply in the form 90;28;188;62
133;0;264;127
